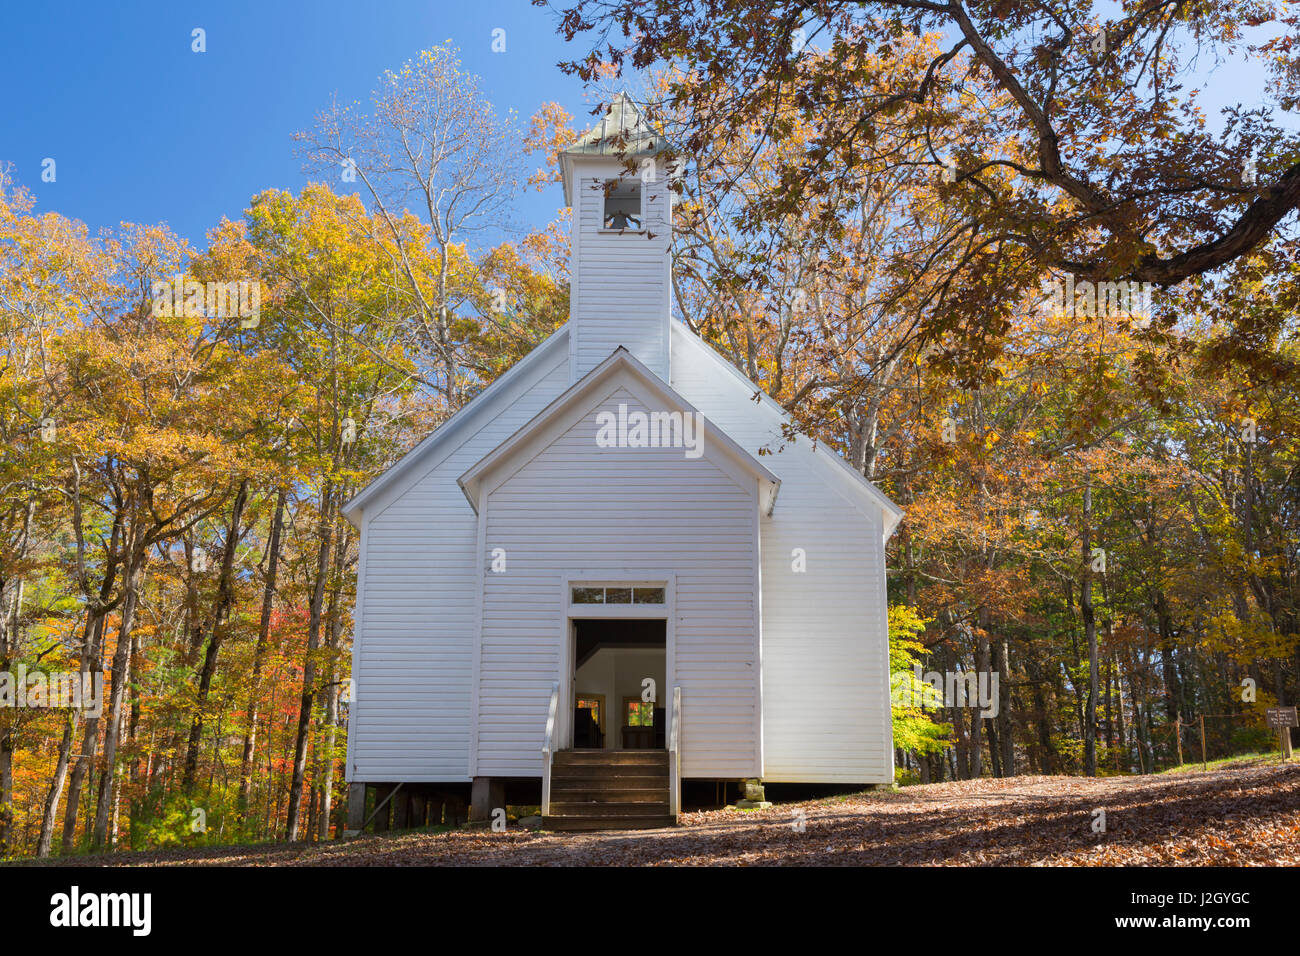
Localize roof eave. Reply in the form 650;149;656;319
669;320;905;531
457;347;780;511
340;323;571;525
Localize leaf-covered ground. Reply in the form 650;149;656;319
22;759;1300;866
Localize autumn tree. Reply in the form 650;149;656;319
545;0;1300;370
297;43;572;405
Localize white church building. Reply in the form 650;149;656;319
341;95;902;832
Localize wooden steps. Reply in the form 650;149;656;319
543;749;676;831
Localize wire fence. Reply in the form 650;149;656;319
1148;712;1289;772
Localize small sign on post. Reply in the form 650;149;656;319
1266;706;1297;727
1266;706;1297;760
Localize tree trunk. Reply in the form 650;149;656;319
182;480;249;792
994;636;1013;776
91;569;141;848
1154;591;1181;723
1103;644;1114;750
316;518;349;841
285;483;336;840
0;501;33;855
1113;652;1127;772
238;487;287;826
59;611;109;853
0;580;19;856
182;535;206;667
979;609;1002;778
0;716;12;856
901;522;918;607
129;633;144;850
1033;678;1055;774
36;715;77;858
971;627;990;778
1081;477;1099;777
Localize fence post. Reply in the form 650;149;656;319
1175;716;1184;766
1199;714;1207;771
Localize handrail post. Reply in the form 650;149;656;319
541;681;560;817
668;685;681;821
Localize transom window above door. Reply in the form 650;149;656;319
571;584;666;606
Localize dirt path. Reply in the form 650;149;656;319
21;760;1300;866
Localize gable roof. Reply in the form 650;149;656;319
458;347;781;514
340;324;570;527
343;320;904;538
670;322;905;538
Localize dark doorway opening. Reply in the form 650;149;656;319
572;618;666;750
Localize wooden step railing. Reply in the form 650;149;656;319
541;680;560;816
668;685;681;820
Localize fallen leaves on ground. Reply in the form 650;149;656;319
22;760;1300;867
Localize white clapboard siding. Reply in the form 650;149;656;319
347;334;572;782
670;323;895;783
349;99;901;789
476;380;762;779
570;166;671;380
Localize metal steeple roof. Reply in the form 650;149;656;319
559;93;675;205
562;92;668;158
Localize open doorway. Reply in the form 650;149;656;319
572;618;666;750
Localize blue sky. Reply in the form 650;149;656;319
0;0;590;249
0;0;1281;254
